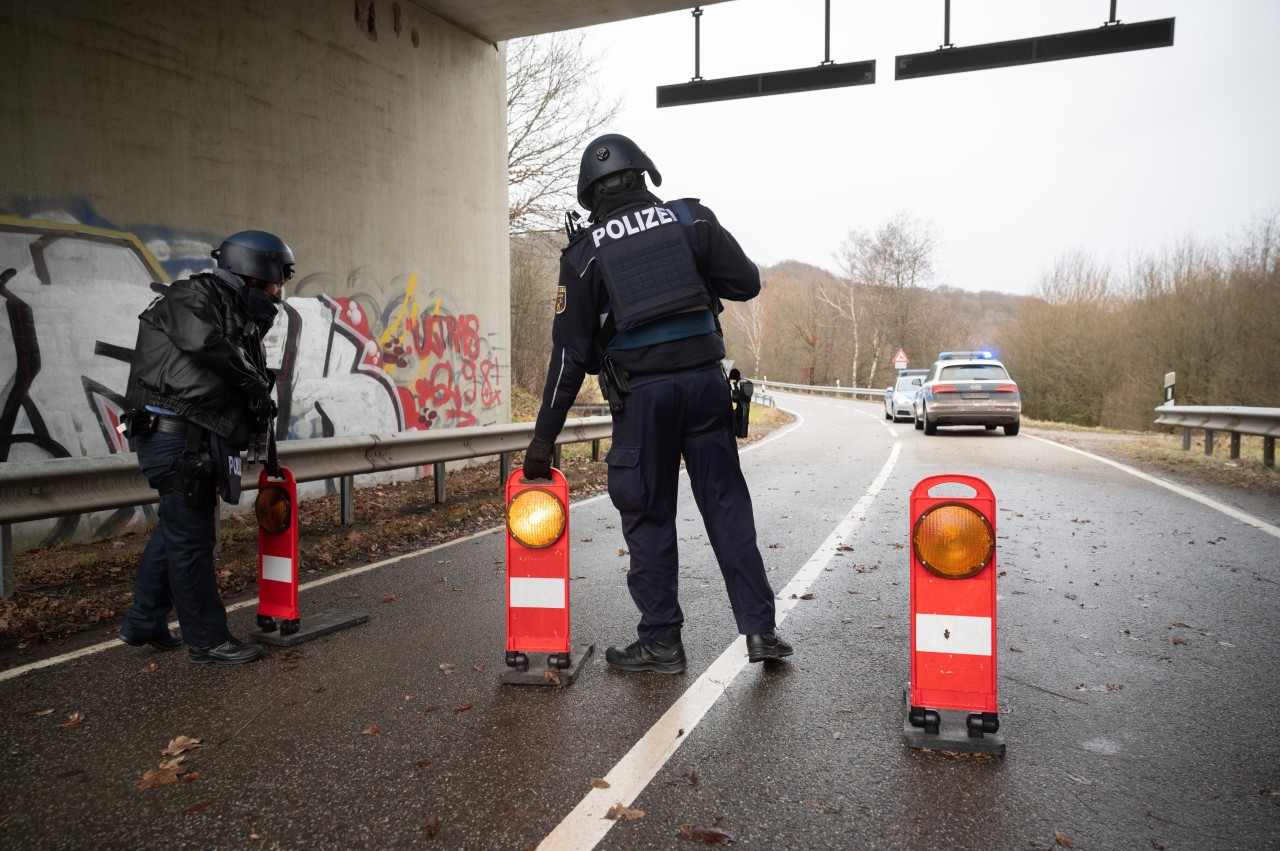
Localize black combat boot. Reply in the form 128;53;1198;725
605;627;687;674
746;631;794;663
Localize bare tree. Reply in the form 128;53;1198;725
723;295;767;377
825;212;937;386
507;33;620;236
506;33;621;393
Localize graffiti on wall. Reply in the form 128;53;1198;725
0;205;506;547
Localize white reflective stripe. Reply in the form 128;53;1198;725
914;613;992;656
261;554;292;584
510;577;566;609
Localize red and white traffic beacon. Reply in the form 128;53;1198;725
251;463;368;647
904;474;1005;756
253;466;302;637
501;467;592;685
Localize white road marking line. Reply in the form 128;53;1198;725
1028;435;1280;540
536;443;901;851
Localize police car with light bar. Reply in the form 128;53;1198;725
912;351;1021;436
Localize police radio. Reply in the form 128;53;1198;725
728;368;753;439
564;210;583;244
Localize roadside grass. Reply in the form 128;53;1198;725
1026;418;1279;499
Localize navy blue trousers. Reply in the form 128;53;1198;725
122;430;231;649
605;364;776;643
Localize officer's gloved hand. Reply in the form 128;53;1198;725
523;438;554;481
250;395;279;422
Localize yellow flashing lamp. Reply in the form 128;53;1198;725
507;488;566;549
912;502;994;579
255;485;292;535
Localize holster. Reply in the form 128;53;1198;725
155;423;216;509
729;377;753;439
598;355;631;415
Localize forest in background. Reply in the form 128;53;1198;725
506;35;1278;433
512;210;1279;432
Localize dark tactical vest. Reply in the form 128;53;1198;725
591;204;710;333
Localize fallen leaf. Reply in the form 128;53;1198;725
56;712;86;729
680;823;735;844
1171;621;1192;628
405;695;415;702
604;803;645;821
137;764;183;789
590;777;610;789
180;771;201;782
438;663;455;676
415;759;432;769
799;592;815;600
543;669;562;685
452;703;472;712
139;662;161;674
162;736;203;756
422;817;440;838
360;724;380;736
1055;829;1075;848
346;593;361;600
617;549;628;557
472;664;486;673
1172;637;1190;646
181;800;213;815
383;594;396;603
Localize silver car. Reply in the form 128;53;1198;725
884;369;928;422
913;352;1021;436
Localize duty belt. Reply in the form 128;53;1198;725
152;415;193;438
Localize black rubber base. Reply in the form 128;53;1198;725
499;643;594;686
902;709;1006;756
250;610;370;647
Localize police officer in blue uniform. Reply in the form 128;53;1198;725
119;230;292;665
523;134;792;673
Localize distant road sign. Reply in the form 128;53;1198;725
893;349;909;367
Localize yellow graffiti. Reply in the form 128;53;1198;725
0;215;168;282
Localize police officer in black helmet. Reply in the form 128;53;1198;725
119;230;293;665
524;134;793;673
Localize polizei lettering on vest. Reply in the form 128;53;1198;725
592;206;677;248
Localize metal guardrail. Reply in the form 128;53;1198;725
754;381;886;401
1154;405;1278;467
0;417;612;596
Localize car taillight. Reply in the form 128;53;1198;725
993;384;1018;393
930;384;957;394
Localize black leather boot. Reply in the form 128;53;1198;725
746;631;794;663
605;627;687;674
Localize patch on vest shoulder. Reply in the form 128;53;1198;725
555;285;567;314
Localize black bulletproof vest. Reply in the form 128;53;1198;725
592;204;709;332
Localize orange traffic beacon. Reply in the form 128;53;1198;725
904;474;1005;755
250;465;368;647
502;468;592;685
255;466;301;636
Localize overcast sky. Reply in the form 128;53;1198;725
577;0;1279;295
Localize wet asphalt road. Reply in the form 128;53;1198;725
1;391;1278;850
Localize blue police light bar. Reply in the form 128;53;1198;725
895;17;1174;81
657;59;875;108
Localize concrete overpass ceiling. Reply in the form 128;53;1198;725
408;0;729;43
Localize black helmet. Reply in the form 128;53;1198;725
212;230;296;283
576;134;662;210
